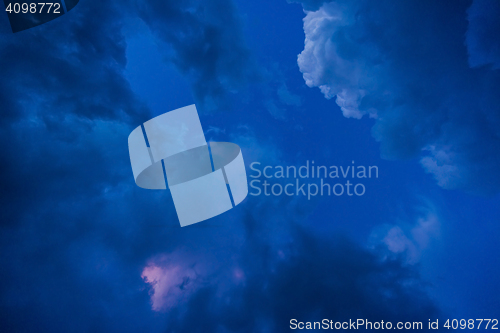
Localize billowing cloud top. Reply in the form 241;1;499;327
296;0;500;194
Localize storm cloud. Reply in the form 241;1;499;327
295;0;500;194
144;220;440;333
0;0;447;331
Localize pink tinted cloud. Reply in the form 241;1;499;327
141;257;198;312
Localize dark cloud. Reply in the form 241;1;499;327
156;220;439;332
133;0;259;112
295;0;500;194
0;0;258;330
0;0;260;230
0;1;150;226
466;0;500;69
0;2;151;328
0;1;148;126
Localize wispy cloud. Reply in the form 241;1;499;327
370;203;441;264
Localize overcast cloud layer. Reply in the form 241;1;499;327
0;0;443;331
4;0;495;331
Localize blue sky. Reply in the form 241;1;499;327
0;0;499;331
